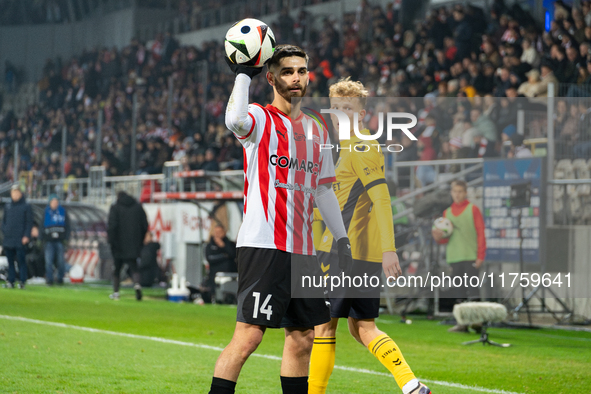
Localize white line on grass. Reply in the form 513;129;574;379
0;314;523;394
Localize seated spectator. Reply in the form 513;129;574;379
518;69;543;97
471;129;497;158
537;62;560;97
566;61;591;97
521;38;540;68
202;148;220;172
509;134;533;158
470;108;497;142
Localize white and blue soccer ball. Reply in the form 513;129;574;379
432;217;453;238
225;18;276;67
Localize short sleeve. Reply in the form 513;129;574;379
318;130;336;185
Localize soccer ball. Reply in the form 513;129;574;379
432;217;453;238
225;18;276;67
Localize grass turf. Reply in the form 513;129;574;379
0;284;590;393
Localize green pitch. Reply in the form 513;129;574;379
0;285;589;393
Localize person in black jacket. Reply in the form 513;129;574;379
107;191;148;300
40;194;70;285
204;224;236;303
1;185;33;289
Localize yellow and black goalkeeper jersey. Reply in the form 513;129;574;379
316;129;395;262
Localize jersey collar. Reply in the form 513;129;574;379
266;104;304;123
452;199;470;209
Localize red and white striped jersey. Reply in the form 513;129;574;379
233;103;335;255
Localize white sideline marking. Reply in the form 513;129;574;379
0;314;523;394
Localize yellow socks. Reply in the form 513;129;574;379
308;337;336;394
367;334;416;390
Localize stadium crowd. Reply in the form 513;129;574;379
1;0;590;187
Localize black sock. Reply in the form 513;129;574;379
280;376;308;394
209;377;236;394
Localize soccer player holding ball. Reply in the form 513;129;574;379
308;79;431;394
209;20;353;394
432;180;486;333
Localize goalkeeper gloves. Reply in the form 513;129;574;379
336;237;353;273
225;56;264;78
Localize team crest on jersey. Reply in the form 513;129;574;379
294;131;306;141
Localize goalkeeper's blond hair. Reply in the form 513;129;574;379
329;77;368;108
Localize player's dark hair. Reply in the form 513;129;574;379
267;44;309;72
451;180;468;191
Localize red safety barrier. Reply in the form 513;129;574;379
152;191;244;201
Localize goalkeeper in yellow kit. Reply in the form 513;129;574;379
308;79;431;394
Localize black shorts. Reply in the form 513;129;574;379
236;247;330;329
317;251;381;320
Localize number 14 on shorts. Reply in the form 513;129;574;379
252;292;273;320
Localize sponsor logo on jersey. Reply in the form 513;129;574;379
270;154;319;175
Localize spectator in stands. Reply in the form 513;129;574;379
471;128;497;158
494;67;513;97
517;69;543;97
1;185;33;289
204;224;236;304
432;180;486;333
453;9;472;60
202;148;220;172
537;62;560;97
521;38;540;67
470;107;497;142
509;134;533;158
107;191;149;301
40;194;70;285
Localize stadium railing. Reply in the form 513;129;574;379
37;163;244;205
0;181;13;196
393;158;483;192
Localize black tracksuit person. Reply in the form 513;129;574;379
107;191;148;300
204;225;236;303
1;185;33;289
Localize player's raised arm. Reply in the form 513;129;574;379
224;60;263;139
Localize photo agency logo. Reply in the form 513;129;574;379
301;107;418;153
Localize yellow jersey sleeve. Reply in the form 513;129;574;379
350;149;396;253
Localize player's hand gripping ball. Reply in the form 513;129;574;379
432;217;454;238
225;18;276;77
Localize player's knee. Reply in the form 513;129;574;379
314;321;337;338
286;329;314;356
236;334;263;360
347;323;363;344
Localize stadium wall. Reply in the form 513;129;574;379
0;7;175;83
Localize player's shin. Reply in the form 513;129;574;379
367;334;417;392
308;336;336;394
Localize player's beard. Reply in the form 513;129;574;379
274;76;307;103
